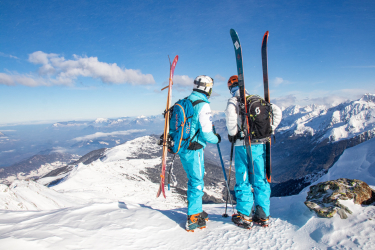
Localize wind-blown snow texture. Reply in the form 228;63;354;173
1;135;375;249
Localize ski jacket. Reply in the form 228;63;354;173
225;89;282;146
187;91;219;149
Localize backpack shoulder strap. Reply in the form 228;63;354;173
192;99;206;106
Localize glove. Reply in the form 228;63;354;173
215;133;221;143
228;134;236;143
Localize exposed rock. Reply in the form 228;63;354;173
304;178;375;219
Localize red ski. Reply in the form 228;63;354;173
157;55;178;198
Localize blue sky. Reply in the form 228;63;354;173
1;0;374;125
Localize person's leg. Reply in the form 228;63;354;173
233;146;253;216
179;148;205;215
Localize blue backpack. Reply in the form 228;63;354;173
167;98;205;154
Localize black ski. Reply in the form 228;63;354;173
230;29;254;179
261;31;272;183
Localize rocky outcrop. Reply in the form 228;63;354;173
304;178;375;219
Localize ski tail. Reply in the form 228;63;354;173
157;55;179;198
261;31;272;183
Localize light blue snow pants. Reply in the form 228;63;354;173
179;148;205;215
234;144;271;217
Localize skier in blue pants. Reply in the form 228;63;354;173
179;75;221;232
225;75;282;228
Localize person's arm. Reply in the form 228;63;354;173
199;103;219;143
225;97;238;136
271;103;282;133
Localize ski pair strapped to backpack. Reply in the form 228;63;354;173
230;29;272;183
156;54;206;198
157;55;178;199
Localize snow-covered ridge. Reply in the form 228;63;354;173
2;160;78;185
1;135;375;248
278;93;375;142
0;136;183;211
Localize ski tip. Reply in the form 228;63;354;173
262;31;269;43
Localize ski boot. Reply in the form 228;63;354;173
185;213;206;232
253;205;270;227
200;210;209;221
232;212;253;229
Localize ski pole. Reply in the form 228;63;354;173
167;155;176;190
212;125;234;215
223;141;235;217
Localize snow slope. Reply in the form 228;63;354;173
1;137;375;249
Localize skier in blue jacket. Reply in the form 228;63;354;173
180;75;221;232
225;75;282;228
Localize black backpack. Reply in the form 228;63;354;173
243;95;273;140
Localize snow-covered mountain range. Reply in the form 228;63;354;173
279;93;375;142
271;94;375;189
2;93;375;196
1;133;374;249
0;135;226;210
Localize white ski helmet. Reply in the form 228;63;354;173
193;75;214;98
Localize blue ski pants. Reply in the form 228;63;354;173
179;148;205;216
234;144;271;217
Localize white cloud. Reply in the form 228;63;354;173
214;74;226;82
272;94;297;108
0;51;155;87
72;129;145;142
29;51;57;65
51;147;68;154
0;52;19;59
274;77;284;85
272;88;375;109
210;91;221;98
273;77;290;86
0;73;15;86
1;150;15;153
173;75;194;87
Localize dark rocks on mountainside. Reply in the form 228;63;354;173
0;152;77;184
271;169;328;197
271;130;375;197
304;178;375;219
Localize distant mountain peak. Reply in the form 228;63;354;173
94;118;108;123
359;93;375;103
